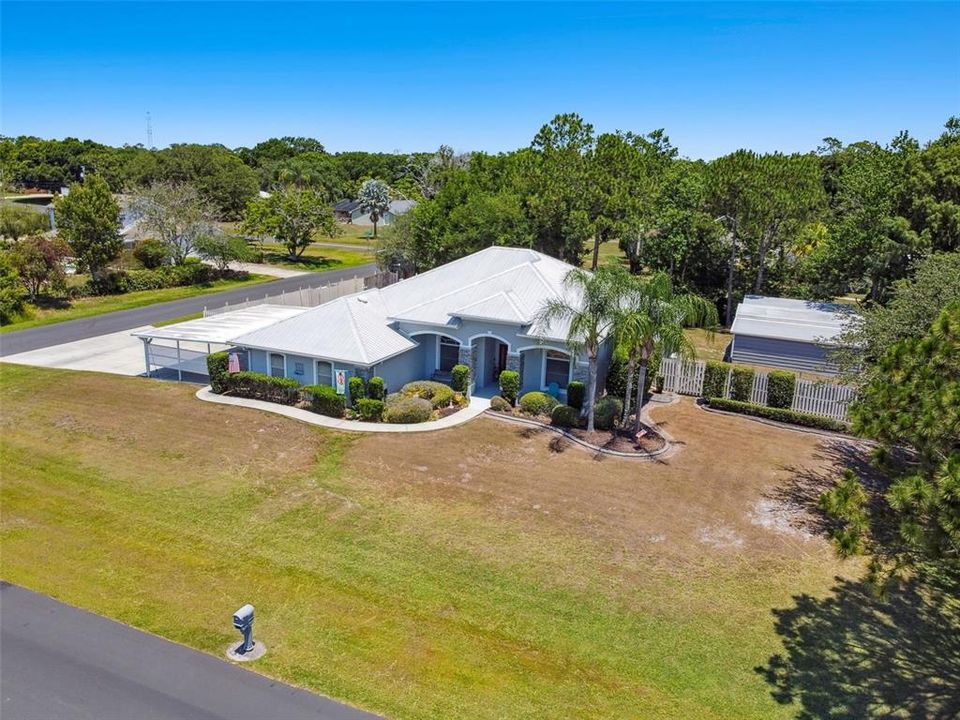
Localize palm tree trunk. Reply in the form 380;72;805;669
621;354;636;425
725;231;737;326
586;352;598;433
591;230;602;271
633;359;648;435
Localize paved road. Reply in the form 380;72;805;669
0;583;380;720
0;264;376;357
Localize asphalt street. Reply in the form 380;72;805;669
0;583;380;720
0;263;376;357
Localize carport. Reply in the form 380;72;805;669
132;305;310;381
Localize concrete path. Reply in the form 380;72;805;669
197;386;491;433
2;326;153;375
0;264;376;357
223;261;312;278
0;582;380;720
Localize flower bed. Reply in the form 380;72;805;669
487;395;666;456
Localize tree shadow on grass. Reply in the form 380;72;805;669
757;569;960;719
762;438;960;718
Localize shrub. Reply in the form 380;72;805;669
206;351;229;393
303;384;345;418
730;366;755;402
706;397;848;432
767;370;796;409
703;361;730;399
566;381;585;410
451;364;470;392
489;395;512;412
367;376;385;401
499;370;520;405
400;380;454;409
348;376;366;403
383;396;433;424
355;398;385;422
519;391;559;416
551;404;580;428
452;392;468;408
229;371;300;405
593;396;623;430
133;238;169;269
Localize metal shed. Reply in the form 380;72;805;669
729;296;855;374
132;305;310;381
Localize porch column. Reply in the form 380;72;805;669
458;343;476;394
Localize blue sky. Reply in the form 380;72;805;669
2;2;958;158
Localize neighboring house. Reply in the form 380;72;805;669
333;199;360;222
347;199;417;227
730;295;855;374
229;246;610;399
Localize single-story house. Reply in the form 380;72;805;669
341;199;417;227
227;246;609;400
333;199;360;222
730;295;855;374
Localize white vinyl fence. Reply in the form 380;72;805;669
202;271;396;317
660;357;854;423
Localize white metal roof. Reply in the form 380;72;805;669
133;305;310;344
230;291;416;366
731;295;855;345
227;247;583;365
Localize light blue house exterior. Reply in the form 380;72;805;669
231;247;612;401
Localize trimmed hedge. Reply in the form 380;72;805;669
730;366;755;402
383;396;433;424
706;397;848;432
451;364;470;393
400;380;454;409
593;396;623;430
73;264;246;297
367;376;385;401
551;404;580;428
767;370;796;409
489;395;512;412
229;371;300;405
207;351;229;393
303;384;345;418
355;398;385;422
348;376;366;402
566;381;585;410
703;361;730;399
499;370;520;405
519;391;559;416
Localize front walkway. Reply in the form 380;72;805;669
196;387;491;433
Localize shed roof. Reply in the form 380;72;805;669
133;305;310;345
731;295;855;345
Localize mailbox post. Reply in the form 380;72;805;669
232;604;255;654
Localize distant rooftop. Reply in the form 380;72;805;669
731;295;856;345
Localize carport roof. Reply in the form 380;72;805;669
133;305;310;344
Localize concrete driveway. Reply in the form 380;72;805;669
2;326;153;376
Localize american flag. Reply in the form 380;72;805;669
228;354;240;373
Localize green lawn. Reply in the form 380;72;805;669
257;243;373;272
0;274;271;334
4;364;932;719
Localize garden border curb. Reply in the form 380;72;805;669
695;399;865;442
484;409;675;461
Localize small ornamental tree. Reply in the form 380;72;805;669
348;375;366;403
357;179;391;238
0;253;27;324
499;370;520;405
566;381;585;410
194;234;251;271
54;175;122;281
9;235;70;299
367;376;386;400
451;364;470;393
242;186;337;259
767;370;796;409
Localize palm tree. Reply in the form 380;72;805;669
536;264;625;432
357;178;391;238
613;272;717;433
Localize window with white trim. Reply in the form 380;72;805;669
316;360;333;387
438;336;459;372
269;353;285;378
544;350;571;389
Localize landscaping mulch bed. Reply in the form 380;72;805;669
489;409;666;456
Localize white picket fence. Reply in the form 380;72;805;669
660;356;854;423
